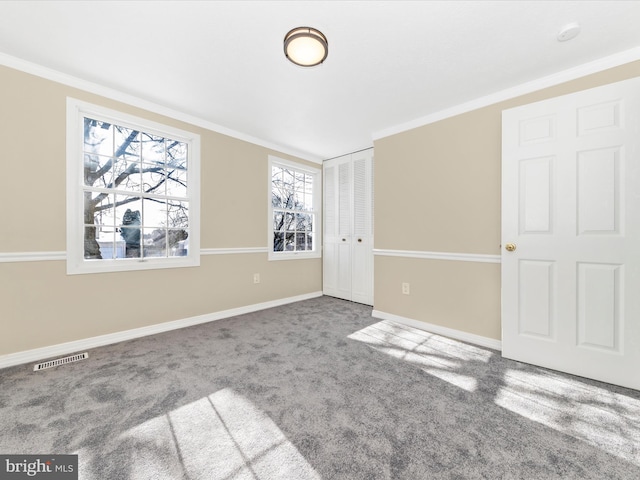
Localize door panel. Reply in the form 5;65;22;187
518;260;555;340
323;156;352;301
323;150;374;305
323;164;338;296
519;156;553;233
576;148;620;234
577;263;621;352
351;151;373;305
502;77;640;390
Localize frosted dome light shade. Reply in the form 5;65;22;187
284;27;328;67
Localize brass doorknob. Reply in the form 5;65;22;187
357;238;362;243
505;243;516;252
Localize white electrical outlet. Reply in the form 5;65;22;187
253;273;260;284
402;282;410;295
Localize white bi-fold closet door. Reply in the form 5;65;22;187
323;148;374;305
502;76;640;390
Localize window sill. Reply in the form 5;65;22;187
66;256;200;275
268;251;321;261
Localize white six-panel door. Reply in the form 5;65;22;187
502;77;640;390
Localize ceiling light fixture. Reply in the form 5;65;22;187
284;27;328;67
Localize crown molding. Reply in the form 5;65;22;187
0;52;322;164
372;45;640;140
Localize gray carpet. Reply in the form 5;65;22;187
1;296;639;479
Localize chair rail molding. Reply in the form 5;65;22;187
373;248;501;264
0;247;270;263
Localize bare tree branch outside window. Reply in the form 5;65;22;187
83;117;189;259
271;165;314;253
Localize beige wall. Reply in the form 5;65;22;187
374;60;640;341
0;65;321;357
4;57;640;358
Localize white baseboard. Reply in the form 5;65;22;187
0;291;323;370
371;309;502;351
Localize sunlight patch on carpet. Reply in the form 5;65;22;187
494;368;640;466
348;321;493;392
75;388;321;480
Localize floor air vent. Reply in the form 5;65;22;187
33;352;89;371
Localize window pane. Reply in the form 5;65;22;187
120;226;141;257
141;133;165;164
115;196;142;220
296;213;313;231
90;194;117;260
290;190;303;211
92;228;126;260
84;118;113;156
294;172;305;193
166;167;187;198
167;141;187;168
115;197;142;255
140;162;166;195
295;232;306;251
285;212;296;230
143;228;166;258
272;191;284;208
291;190;298;208
113;161;142;193
168;201;189;228
271;165;282;184
96;228;122;260
272;167;285;207
168;229;189;257
279;192;289;208
273;232;284;252
144;198;167;227
84;226;103;259
273;211;284;231
84;154;113;187
285;233;295;251
306;233;314;250
282;168;294;189
114;126;140;160
88;192;115;227
303;193;313;211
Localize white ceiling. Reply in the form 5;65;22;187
1;1;640;162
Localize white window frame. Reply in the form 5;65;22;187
268;156;321;261
66;98;200;274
